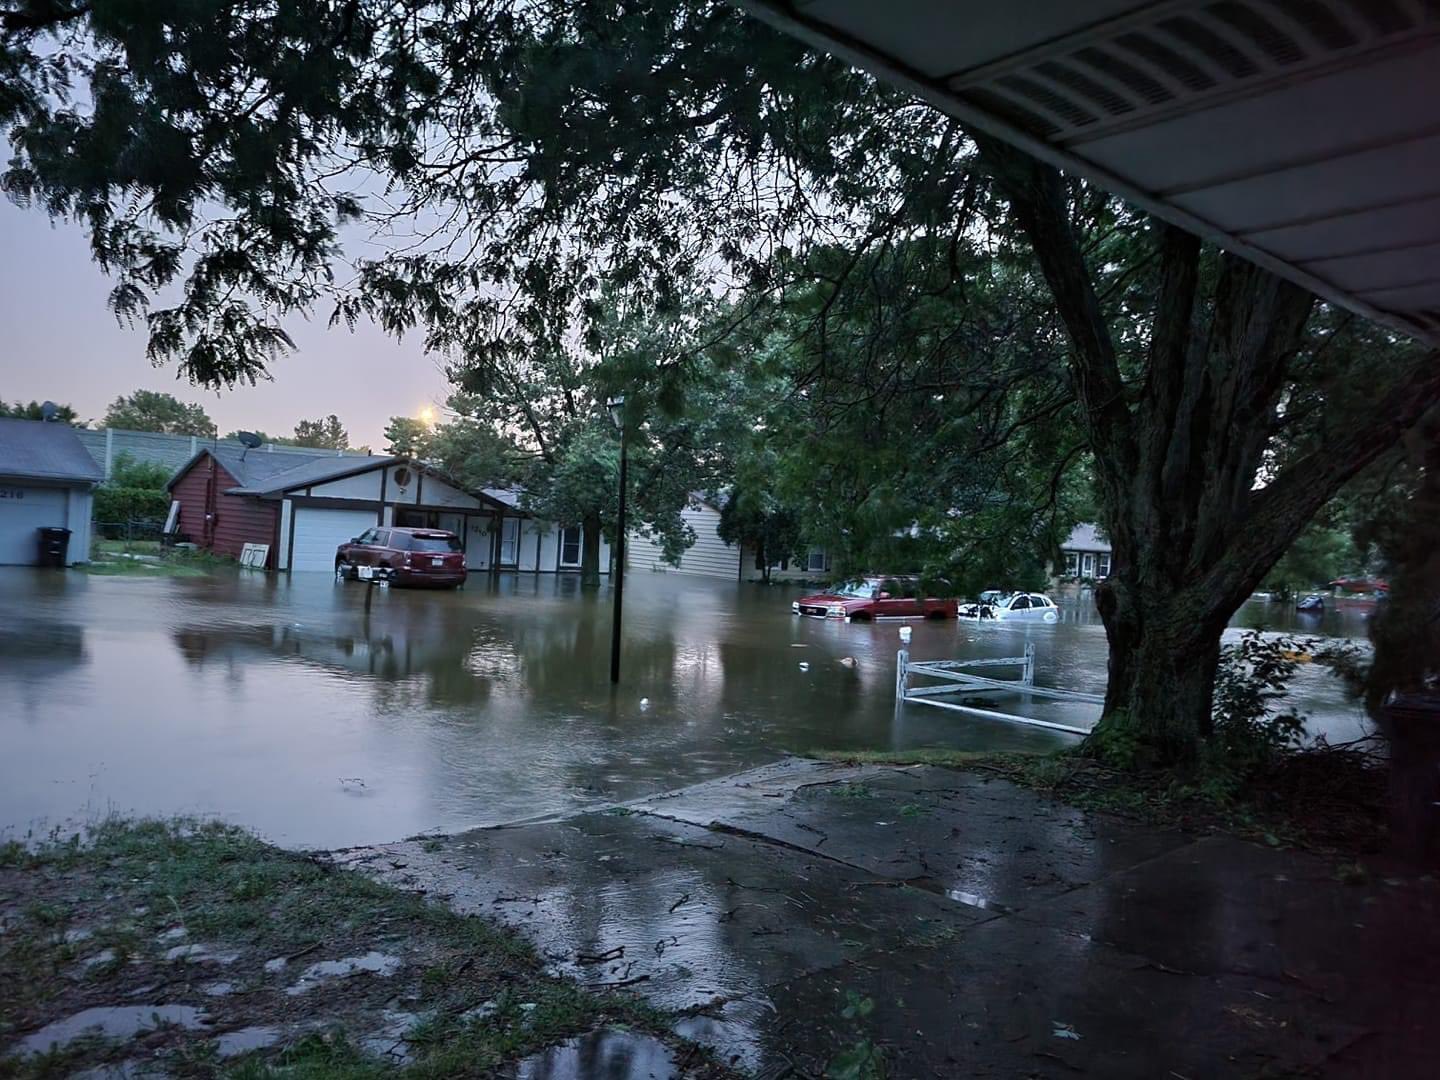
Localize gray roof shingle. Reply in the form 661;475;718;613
0;419;105;484
228;455;398;496
166;446;355;491
1062;523;1112;552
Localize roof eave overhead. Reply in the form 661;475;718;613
736;0;1440;348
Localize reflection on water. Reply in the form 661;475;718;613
515;1029;677;1080
0;568;1370;848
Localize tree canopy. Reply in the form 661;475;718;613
291;414;349;449
102;390;216;436
0;398;82;424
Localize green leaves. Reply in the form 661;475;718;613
291;413;349;449
102;389;215;436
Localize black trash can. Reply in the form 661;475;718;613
37;526;72;568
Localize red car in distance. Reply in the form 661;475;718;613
792;575;958;620
335;526;467;589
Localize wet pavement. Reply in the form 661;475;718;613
0;568;1372;848
340;758;1440;1078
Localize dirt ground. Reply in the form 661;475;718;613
0;820;735;1078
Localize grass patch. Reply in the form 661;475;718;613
811;746;1387;854
79;549;235;578
94;539;163;556
0;819;733;1079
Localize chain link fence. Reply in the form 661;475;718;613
91;519;169;555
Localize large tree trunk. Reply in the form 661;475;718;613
973;131;1440;767
1092;578;1225;765
580;511;603;588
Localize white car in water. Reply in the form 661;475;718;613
958;591;1060;622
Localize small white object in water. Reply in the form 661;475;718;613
798;662;810;671
839;656;857;668
639;698;651;710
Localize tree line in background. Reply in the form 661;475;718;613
1;391;359;450
4;0;1436;773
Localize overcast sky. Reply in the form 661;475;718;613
0;198;450;449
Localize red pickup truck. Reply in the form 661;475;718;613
792;576;958;620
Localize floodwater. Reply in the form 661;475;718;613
0;568;1371;849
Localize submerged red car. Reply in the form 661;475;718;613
792;576;958;620
335;526;467;589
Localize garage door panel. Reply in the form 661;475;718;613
0;486;68;565
290;508;378;573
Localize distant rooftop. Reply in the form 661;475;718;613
75;426;369;481
1062;523;1111;553
0;418;106;484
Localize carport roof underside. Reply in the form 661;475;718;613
739;0;1440;347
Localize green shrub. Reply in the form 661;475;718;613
93;452;172;526
1209;630;1310;777
93;485;169;524
109;452;172;489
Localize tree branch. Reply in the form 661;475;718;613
969;128;1138;546
1;2;89;34
1200;350;1440;607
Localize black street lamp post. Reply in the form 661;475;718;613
608;396;627;684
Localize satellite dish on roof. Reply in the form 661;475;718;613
39;401;59;422
235;430;263;461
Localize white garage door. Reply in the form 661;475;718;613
289;507;378;573
0;486;69;565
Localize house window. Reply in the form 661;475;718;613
499;518;520;565
806;549;831;573
1081;552;1095;577
1064;551;1078;577
1098;553;1111;578
560;526;582;567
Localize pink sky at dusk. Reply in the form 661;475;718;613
0;199;451;449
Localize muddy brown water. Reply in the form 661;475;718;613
0;568;1371;849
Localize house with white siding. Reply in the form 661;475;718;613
627;495;741;579
166;450;610;574
1058;523;1112;580
626;493;834;583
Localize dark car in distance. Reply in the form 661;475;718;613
335;526;467;589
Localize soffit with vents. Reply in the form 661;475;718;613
737;0;1440;346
